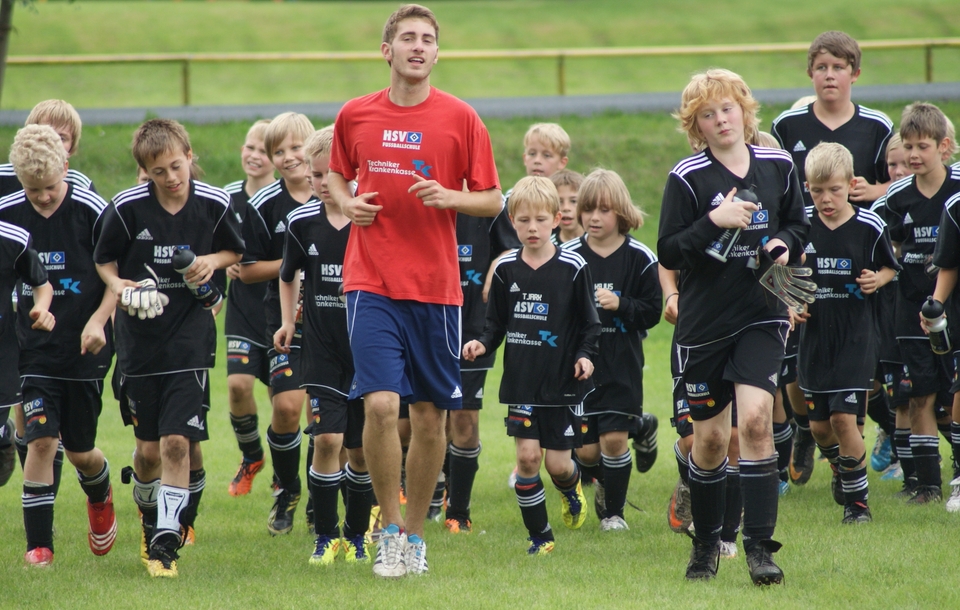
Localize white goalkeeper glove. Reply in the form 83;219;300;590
750;245;817;314
120;265;170;319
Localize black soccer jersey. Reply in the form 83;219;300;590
224;179;269;348
771;104;892;206
933;189;960;329
884;167;960;307
93;181;244;376
280;202;352;393
562;235;662;413
242;179;315;345
0;185;113;379
0;221;48;337
798;206;899;392
457;207;521;371
478;246;601;406
0;163;97;198
870;195;901;364
657;145;810;345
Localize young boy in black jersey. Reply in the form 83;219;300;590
274;126;374;565
94;119;244;578
0;125;116;566
884;102;960;504
563;169;661;531
463;176;600;555
551;169;584;246
238;112;316;535
799;142;899;523
658;69;811;585
224;119;275;497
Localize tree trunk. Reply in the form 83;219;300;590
0;0;15;109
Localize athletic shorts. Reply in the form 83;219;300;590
669;334;693;438
347;291;462;410
505;404;583;450
227;336;270;387
803;390;866;422
268;347;302;395
881;362;909;409
123;371;208;442
22;377;104;453
581;411;636;445
780;331;799;386
460;369;487;410
898;338;954;399
678;322;789;422
583;381;641;419
304;385;365;450
0;324;21;408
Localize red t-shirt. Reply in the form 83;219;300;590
330;87;500;306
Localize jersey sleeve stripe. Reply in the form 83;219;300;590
65;169;94;189
224;180;245;194
194;181;231;207
112;183;151;208
0;219;31;245
287;201;323;224
628;237;659;262
249;180;282;209
0;191;26;211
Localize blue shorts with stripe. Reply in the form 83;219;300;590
346;290;463;410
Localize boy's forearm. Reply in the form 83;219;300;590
934;267;958;304
451;188;502;218
208;249;242;270
88;285;118;327
96;262;123;294
874;266;897;291
31;282;53;312
278;276;300;327
239;260;281;284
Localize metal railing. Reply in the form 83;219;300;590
8;38;960;106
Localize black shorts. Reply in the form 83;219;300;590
124;371;208;442
678;322;789;422
582;381;641;419
669;334;693;438
460;369;487;410
779;331;799;386
227;336;270;387
268;347;302;394
22;377;104;453
581;411;636;445
505;405;583;450
804;390;866;422
304;385;365;450
0;326;21;408
881;361;909;409
897;338;954;399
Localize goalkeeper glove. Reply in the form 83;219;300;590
750;245;817;314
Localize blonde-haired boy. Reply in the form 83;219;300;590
523;123;570;177
464;175;600;555
550;169;584;245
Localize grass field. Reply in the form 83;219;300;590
2;100;960;608
2;0;960;108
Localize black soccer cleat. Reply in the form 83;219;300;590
841;501;872;524
685;538;720;581
906;485;943;505
744;539;784;586
633;413;659;473
895;476;919;500
789;428;816;485
267;488;302;536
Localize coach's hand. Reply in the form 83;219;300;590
343;191;382;226
574;357;594;381
410;175;454;209
708;187;758;230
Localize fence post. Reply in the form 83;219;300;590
925;45;933;83
557;53;566;96
182;59;191;106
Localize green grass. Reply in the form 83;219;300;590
2;0;960;108
3;103;960;607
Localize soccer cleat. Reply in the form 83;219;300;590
182;526;195;546
907;485;943;505
870;429;892;472
342;534;370;563
404;534;428;575
829;465;844;506
138;516;153;566
789;429;816;485
526;537;555;556
267;488;301;536
507;466;518;489
895;477;919;500
841;501;873;524
373;524;406;578
399;486;407;506
426;505;443;523
146;545;179;578
0;418;15;487
719;541;738;559
685;538;719;580
444;516;472;534
745;539;784;586
599;515;629;531
633;413;659;473
880;462;904;481
946;477;960;513
778;479;790;497
87;486;118;556
366;505;383;544
24;547;54;567
228;458;265;497
593;480;606;520
559;479;587;529
668;477;693;534
308;535;340;566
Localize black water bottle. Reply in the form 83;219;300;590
173;248;223;310
921;297;951;355
705;188;758;263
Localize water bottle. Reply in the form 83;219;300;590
921;296;951;355
172;248;223;310
705;188;758;263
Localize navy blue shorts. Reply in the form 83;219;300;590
346;291;462;410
